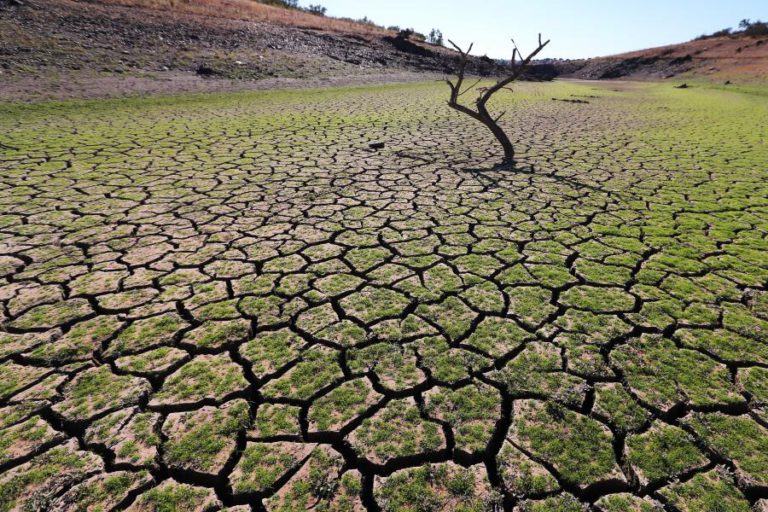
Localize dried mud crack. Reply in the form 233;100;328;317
0;80;767;511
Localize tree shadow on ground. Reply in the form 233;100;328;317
395;148;640;204
462;159;641;203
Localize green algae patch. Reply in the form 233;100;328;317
1;78;767;510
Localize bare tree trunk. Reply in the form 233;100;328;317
476;102;515;163
445;35;550;165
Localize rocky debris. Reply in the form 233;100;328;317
195;65;218;77
0;0;511;82
552;97;590;104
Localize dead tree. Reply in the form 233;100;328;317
446;34;550;165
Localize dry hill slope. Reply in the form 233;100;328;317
564;34;768;81
2;0;766;101
0;0;513;100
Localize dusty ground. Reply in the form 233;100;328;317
0;80;767;511
0;69;444;102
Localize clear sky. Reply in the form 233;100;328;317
300;1;768;59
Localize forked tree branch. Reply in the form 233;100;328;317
446;34;550;164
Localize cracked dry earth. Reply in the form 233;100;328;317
0;80;767;512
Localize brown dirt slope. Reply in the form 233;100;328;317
82;0;394;37
0;0;565;101
0;0;465;78
565;35;768;81
0;0;513;99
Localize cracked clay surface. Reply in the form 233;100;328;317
0;80;767;511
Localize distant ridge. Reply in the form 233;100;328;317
559;33;768;81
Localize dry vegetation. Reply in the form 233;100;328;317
598;34;768;80
2;0;483;101
82;0;393;37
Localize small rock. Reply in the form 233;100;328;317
196;65;217;76
552;98;589;104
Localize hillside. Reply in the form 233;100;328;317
77;0;394;37
2;0;766;101
0;0;509;100
564;34;768;81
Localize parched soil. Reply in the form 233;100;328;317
0;69;445;102
0;80;767;511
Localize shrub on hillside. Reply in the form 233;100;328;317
694;19;768;40
740;19;768;36
307;4;326;16
428;28;444;46
695;28;732;40
258;0;299;8
398;28;426;41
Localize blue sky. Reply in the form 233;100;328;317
302;1;768;59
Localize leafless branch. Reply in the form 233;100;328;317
458;78;483;97
445;34;550;164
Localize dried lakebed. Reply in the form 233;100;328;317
0;80;767;511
